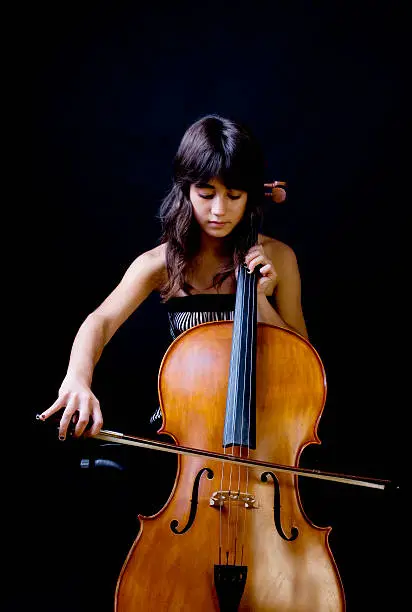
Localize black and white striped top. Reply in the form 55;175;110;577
166;294;236;340
150;293;236;425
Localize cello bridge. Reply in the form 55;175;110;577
209;491;258;509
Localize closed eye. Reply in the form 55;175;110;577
199;194;241;200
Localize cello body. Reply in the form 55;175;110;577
115;322;345;611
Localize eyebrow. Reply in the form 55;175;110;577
195;182;239;190
195;182;215;189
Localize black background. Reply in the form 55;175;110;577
19;2;407;610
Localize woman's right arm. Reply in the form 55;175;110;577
39;245;166;440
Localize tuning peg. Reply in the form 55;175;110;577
264;181;287;203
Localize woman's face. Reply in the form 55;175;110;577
189;177;248;238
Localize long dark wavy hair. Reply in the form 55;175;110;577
159;114;265;301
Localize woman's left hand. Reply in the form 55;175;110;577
244;245;278;296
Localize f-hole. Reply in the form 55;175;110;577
261;471;299;541
170;467;214;534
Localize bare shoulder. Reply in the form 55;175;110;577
258;234;297;267
143;242;167;265
130;242;167;291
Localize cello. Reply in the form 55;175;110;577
109;181;348;611
39;182;392;609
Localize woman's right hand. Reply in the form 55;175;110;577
39;376;103;440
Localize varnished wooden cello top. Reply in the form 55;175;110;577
115;244;346;611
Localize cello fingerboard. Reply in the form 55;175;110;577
223;263;257;449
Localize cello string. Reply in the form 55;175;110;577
238;219;258;562
232;216;258;564
244;216;258;462
199;222;258;565
219;265;245;564
239;261;256;565
219;261;244;564
230;261;251;562
235;264;250;561
226;263;245;563
235;268;247;566
229;256;256;566
230;262;245;454
220;229;259;566
246;261;256;460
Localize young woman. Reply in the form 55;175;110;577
39;114;308;440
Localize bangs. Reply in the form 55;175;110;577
175;145;261;194
186;152;252;192
173;114;264;197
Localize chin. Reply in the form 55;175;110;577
205;227;232;238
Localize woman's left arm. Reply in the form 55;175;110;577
245;241;308;339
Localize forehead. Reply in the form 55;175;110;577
194;177;243;190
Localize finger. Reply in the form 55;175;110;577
257;276;273;292
85;402;103;437
259;263;273;276
245;246;263;263
38;394;69;421
73;396;93;438
58;396;80;440
247;255;266;273
258;276;272;287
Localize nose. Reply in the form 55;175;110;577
211;194;227;216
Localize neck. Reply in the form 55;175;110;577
198;232;230;258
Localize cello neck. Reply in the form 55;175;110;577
222;220;259;449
